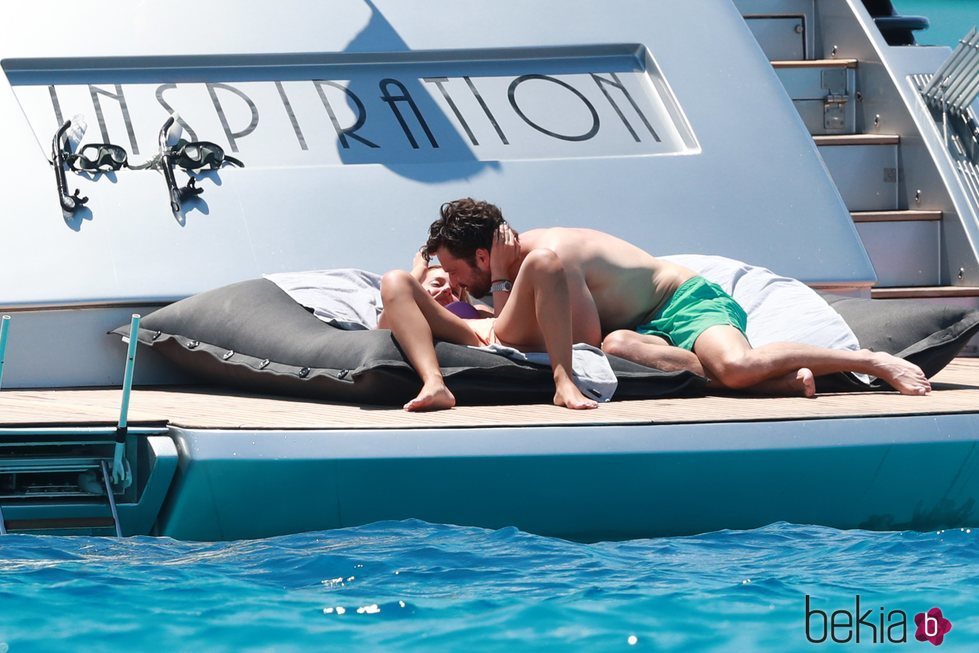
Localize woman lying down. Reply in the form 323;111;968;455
379;232;600;412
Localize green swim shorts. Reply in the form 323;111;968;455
635;276;748;351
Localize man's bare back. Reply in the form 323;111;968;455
517;228;694;337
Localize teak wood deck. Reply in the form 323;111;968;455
2;359;977;431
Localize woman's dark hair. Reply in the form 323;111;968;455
424;198;516;264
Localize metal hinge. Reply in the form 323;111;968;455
821;67;850;132
824;94;849;131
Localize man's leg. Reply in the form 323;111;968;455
379;269;483;411
692;325;931;395
601;330;706;375
601;329;814;394
492;249;599;409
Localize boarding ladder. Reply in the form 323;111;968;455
0;315;160;535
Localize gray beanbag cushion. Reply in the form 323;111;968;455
818;293;979;390
113;278;704;405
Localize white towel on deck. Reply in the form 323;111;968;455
471;343;618;402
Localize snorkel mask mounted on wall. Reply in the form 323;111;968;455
158;115;244;217
48;112;245;221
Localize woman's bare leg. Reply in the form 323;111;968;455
379;270;483;411
492;249;598;410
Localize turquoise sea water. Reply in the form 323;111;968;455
0;521;976;652
892;0;978;46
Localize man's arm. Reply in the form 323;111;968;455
490;224;520;317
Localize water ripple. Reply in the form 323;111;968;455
0;521;975;652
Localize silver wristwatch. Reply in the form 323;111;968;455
489;279;513;293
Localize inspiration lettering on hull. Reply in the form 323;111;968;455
5;46;698;167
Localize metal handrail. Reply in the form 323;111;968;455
101;461;123;537
112;314;140;485
922;27;979;114
0;315;9;390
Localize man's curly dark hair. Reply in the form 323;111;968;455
424;198;518;264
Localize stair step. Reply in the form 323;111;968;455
851;210;942;223
4;516;117;533
856;219;940;287
775;63;857;134
872;286;979;299
814;134;900;146
815;135;901;211
772;59;859;69
852;211;944;287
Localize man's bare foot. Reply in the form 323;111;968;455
740;368;816;396
744;368;817;397
770;368;816;397
404;383;456;411
799;368;816;397
869;351;931;395
553;381;599;410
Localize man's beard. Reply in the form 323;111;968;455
467;270;492;298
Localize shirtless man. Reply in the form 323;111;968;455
378;242;599;412
424;198;932;396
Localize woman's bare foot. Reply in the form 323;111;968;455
404;382;456;411
869;351;931;395
553;380;599;410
